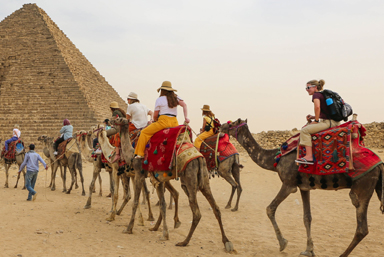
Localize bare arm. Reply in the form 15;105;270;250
308;99;321;124
126;114;131;120
148;110;154;121
200;119;206;133
178;100;190;123
154;110;160;122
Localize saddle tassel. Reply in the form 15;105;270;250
349;126;355;171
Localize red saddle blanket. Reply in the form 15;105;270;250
200;133;239;171
297;121;382;180
57;138;72;160
1;139;24;160
142;125;192;172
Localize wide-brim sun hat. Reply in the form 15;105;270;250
201;105;211;111
157;81;177;93
127;92;138;100
110;101;119;108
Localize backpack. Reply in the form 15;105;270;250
204;117;222;134
321;89;353;122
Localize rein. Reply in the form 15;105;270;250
229;122;247;139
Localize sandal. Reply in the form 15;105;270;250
295;157;314;165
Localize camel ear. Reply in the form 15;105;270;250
245;119;248;123
237;118;241;124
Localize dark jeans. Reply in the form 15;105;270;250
54;136;65;151
93;138;99;149
25;170;38;200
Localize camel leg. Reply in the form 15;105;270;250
65;165;76;194
22;170;26;190
124;170;145;234
51;163;59;191
106;171;113;198
61;165;67;193
340;176;377;257
156;182;169;241
141;186;147;205
76;155;85;196
84;166;101;209
143;180;155;221
267;184;297;252
48;160;54;188
231;162;242;211
98;172;102;196
116;175;131;215
165;181;181;228
299;190;315;257
106;169;119;221
168;190;173;210
4;163;9;188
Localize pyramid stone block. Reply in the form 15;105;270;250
0;4;127;146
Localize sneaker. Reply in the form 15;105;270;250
95;149;102;154
33;192;38;201
135;155;144;159
53;151;58;156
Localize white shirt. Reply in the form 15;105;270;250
126;102;150;129
13;129;21;138
154;96;182;116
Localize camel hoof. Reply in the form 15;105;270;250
106;217;114;222
279;239;288;252
147;216;155;222
99;193;102;197
75;185;79;189
225;205;231;209
159;236;169;241
14;185;17;188
225;241;236;253
106;193;111;198
82;192;86;196
231;208;238;212
168;205;173;210
122;229;132;234
176;241;187;247
65;191;71;194
22;187;26;190
174;221;181;229
51;188;56;191
149;227;158;232
300;250;315;256
84;205;91;209
138;221;144;226
62;189;66;193
4;185;9;188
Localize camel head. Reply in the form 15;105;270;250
220;118;248;137
74;130;87;141
37;135;54;145
110;117;129;133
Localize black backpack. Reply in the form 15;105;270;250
321;89;353;122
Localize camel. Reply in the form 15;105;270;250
199;135;242;211
0;138;26;189
92;124;155;223
75;130;108;198
114;118;235;252
41;142;65;190
37;135;85;195
220;118;384;257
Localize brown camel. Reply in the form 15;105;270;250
111;118;181;227
93;124;155;223
220;118;384;257
0;138;26;189
41;142;65;189
75;130;108;198
115;118;235;252
37;135;85;195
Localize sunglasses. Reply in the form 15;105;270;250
305;85;316;90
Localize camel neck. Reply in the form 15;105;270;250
237;127;278;171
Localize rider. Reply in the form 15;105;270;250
110;101;126;119
296;79;340;165
93;119;111;151
126;92;154;133
194;105;216;150
54;119;73;156
134;81;190;158
4;124;21;152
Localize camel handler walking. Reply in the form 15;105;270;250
18;144;48;201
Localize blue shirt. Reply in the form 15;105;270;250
19;151;47;172
60;125;73;140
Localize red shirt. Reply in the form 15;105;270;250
312;92;329;119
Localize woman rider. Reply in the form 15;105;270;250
296;79;340;165
194;104;216;150
126;92;154;133
134;81;190;158
53;119;73;156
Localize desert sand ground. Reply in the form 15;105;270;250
0;149;383;257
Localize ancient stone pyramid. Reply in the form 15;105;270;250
0;4;127;146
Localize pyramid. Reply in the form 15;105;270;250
0;4;127;146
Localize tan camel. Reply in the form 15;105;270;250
75;130;107;198
221;118;384;257
37;135;85;195
41;142;65;190
0;138;26;189
93;125;155;223
114;118;235;252
111;118;181;227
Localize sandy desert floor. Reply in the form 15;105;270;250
0;149;383;257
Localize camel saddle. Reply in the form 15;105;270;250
200;133;239;171
142;125;202;174
130;128;142;148
1;139;24;160
56;138;80;160
275;121;383;180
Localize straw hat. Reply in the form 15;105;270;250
127;92;138;100
201;105;211;111
157;81;177;93
14;124;20;129
110;101;119;108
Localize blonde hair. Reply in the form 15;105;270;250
307;79;325;91
14;124;20;129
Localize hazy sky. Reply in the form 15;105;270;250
1;1;383;133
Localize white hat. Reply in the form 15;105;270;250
127;92;138;100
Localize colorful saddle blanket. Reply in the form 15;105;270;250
296;121;382;180
142;125;196;172
57;138;72;160
130;128;142;148
200;133;239;171
1;139;24;160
